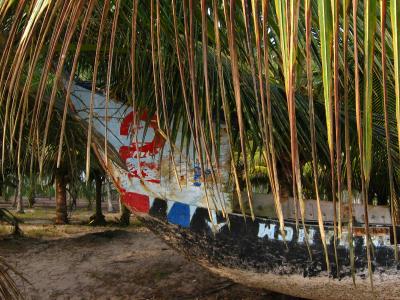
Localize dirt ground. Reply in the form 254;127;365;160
0;200;301;299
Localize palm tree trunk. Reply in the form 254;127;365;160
16;179;24;213
55;171;68;224
106;179;114;212
118;194;130;226
90;173;106;225
95;175;105;220
119;204;130;226
12;192;16;207
0;179;3;199
5;186;9;202
28;185;35;208
12;181;18;207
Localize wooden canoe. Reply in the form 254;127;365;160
69;81;400;300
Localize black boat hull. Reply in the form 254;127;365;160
68;83;400;299
133;198;400;300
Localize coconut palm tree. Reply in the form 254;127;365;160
88;167;107;225
1;0;400;290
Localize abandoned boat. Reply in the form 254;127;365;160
69;82;400;300
2;0;400;298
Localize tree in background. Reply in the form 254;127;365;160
89;168;106;226
106;177;114;213
54;168;68;224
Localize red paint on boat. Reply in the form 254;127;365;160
122;191;150;213
119;111;164;184
119;111;164;159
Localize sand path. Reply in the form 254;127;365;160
0;225;298;299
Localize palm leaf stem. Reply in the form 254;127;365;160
305;0;329;274
87;0;110;182
342;0;355;285
224;0;255;219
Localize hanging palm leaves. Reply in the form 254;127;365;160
305;0;329;273
273;0;309;255
1;0;400;290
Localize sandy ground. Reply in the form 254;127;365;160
0;226;300;300
0;200;301;299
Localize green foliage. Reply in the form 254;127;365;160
2;0;400;290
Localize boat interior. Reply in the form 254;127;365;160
234;192;393;226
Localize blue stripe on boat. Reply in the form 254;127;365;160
167;202;191;228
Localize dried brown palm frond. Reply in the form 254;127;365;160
0;257;23;300
58;0;97;169
2;1;400;288
223;0;254;219
273;0;311;257
87;0;110;182
212;0;245;217
250;0;285;239
104;0;120;168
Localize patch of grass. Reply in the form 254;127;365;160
129;218;143;227
0;219;145;239
21;225;63;238
13;208;94;224
15;224;106;238
14;208;55;220
1;205;145;240
0;225;13;236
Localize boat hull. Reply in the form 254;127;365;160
68;82;400;299
132;198;400;300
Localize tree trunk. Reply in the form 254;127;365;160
119;193;123;213
16;179;24;213
12;182;18;207
0;179;3;198
55;172;68;224
87;194;93;210
69;188;77;211
119;194;130;226
28;185;35;208
28;194;35;208
106;179;114;212
90;174;106;225
5;186;9;202
95;175;104;219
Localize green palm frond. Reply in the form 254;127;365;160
2;0;400;287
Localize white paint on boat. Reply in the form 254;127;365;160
206;210;227;233
68;81;396;251
69;82;232;212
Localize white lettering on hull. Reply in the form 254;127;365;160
258;224;276;239
278;226;294;242
297;228;316;245
257;223;391;248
